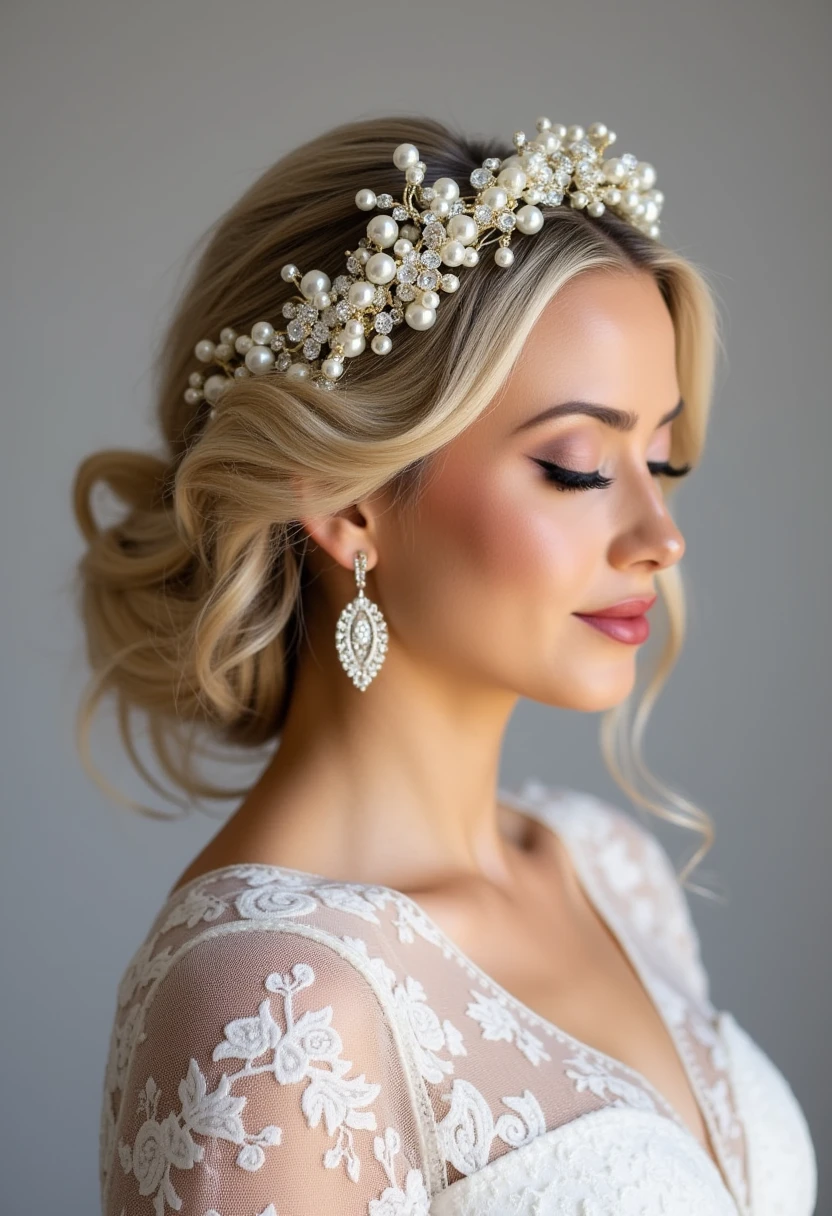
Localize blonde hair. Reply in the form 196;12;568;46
72;114;725;898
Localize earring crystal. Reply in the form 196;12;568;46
335;551;388;691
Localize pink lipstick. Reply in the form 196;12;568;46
573;595;656;645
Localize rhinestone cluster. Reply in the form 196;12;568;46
185;117;664;412
334;552;389;691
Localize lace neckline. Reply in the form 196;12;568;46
159;782;743;1213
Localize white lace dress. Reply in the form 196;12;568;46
99;780;817;1216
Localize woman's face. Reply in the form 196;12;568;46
370;267;687;712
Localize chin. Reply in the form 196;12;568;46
528;662;638;713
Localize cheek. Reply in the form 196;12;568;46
392;465;597;632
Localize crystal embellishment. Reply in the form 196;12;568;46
334;552;389;691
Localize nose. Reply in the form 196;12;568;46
609;481;686;572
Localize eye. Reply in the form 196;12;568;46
532;458;692;493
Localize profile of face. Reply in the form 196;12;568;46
304;267;687;714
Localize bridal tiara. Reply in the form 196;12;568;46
184;117;664;413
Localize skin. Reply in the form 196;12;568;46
171;267;724;1171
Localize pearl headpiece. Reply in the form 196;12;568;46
185;117;663;413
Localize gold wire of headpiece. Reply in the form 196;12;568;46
185;117;663;413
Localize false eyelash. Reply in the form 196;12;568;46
533;458;693;493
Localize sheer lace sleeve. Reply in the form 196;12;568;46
102;928;432;1216
599;798;713;1008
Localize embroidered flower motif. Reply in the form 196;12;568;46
369;1127;430;1215
465;990;551;1065
121;961;383;1213
235;885;319;920
160;887;228;933
436;1077;546;1176
563;1047;660;1114
394;975;467;1083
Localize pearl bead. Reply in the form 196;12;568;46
365;252;396;284
643;200;659;223
570;192;589;209
515;204;543;235
602;158;626;182
536;116;552;131
404;303;436;330
286;362;310;380
344;318;365;338
586;200;606;218
494;246;514;267
429;199;451;218
188;372;204;388
204;374;229;404
442;274;460;291
349;280;376;308
393;238;413;256
605;188;622;205
420;290;440;309
440;240;465;267
184;388;201;405
400;224;420;243
447;214;478;245
245;345;275;374
313;291;331;310
356;247;371;265
235;335;253;354
300;269;331;300
194;340;215;363
566;125;585;142
219;327;237;345
522;188;543;205
481;186;508;211
432;177;460;202
497;166;527;196
366;215;399;249
636;161;657;189
355;188;377;211
462;248;479;267
321;357;345;379
342;334;366;358
371;334;392;355
405;165;425;185
214;343;232;361
280;264;299;282
234;366;250;378
623;190;640;211
588;122;608;140
392;143;419;170
251;321;274;345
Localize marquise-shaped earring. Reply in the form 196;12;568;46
335;550;389;691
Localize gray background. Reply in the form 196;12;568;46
1;0;829;1210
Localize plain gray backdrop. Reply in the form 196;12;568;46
1;0;829;1211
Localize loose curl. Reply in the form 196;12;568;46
72;113;725;897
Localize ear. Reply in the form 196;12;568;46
295;489;384;573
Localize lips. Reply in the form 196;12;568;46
575;595;657;618
572;595;656;645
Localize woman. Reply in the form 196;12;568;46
76;114;817;1214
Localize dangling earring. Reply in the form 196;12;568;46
335;551;389;691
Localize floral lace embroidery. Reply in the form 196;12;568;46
465;990;551;1065
436;1077;546;1176
370;1127;431;1215
117;961;386;1214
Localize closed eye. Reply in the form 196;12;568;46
532;458;693;493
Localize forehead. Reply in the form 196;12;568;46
507;268;678;405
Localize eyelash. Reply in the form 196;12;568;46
533;458;693;493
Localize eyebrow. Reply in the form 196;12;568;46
512;396;685;434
